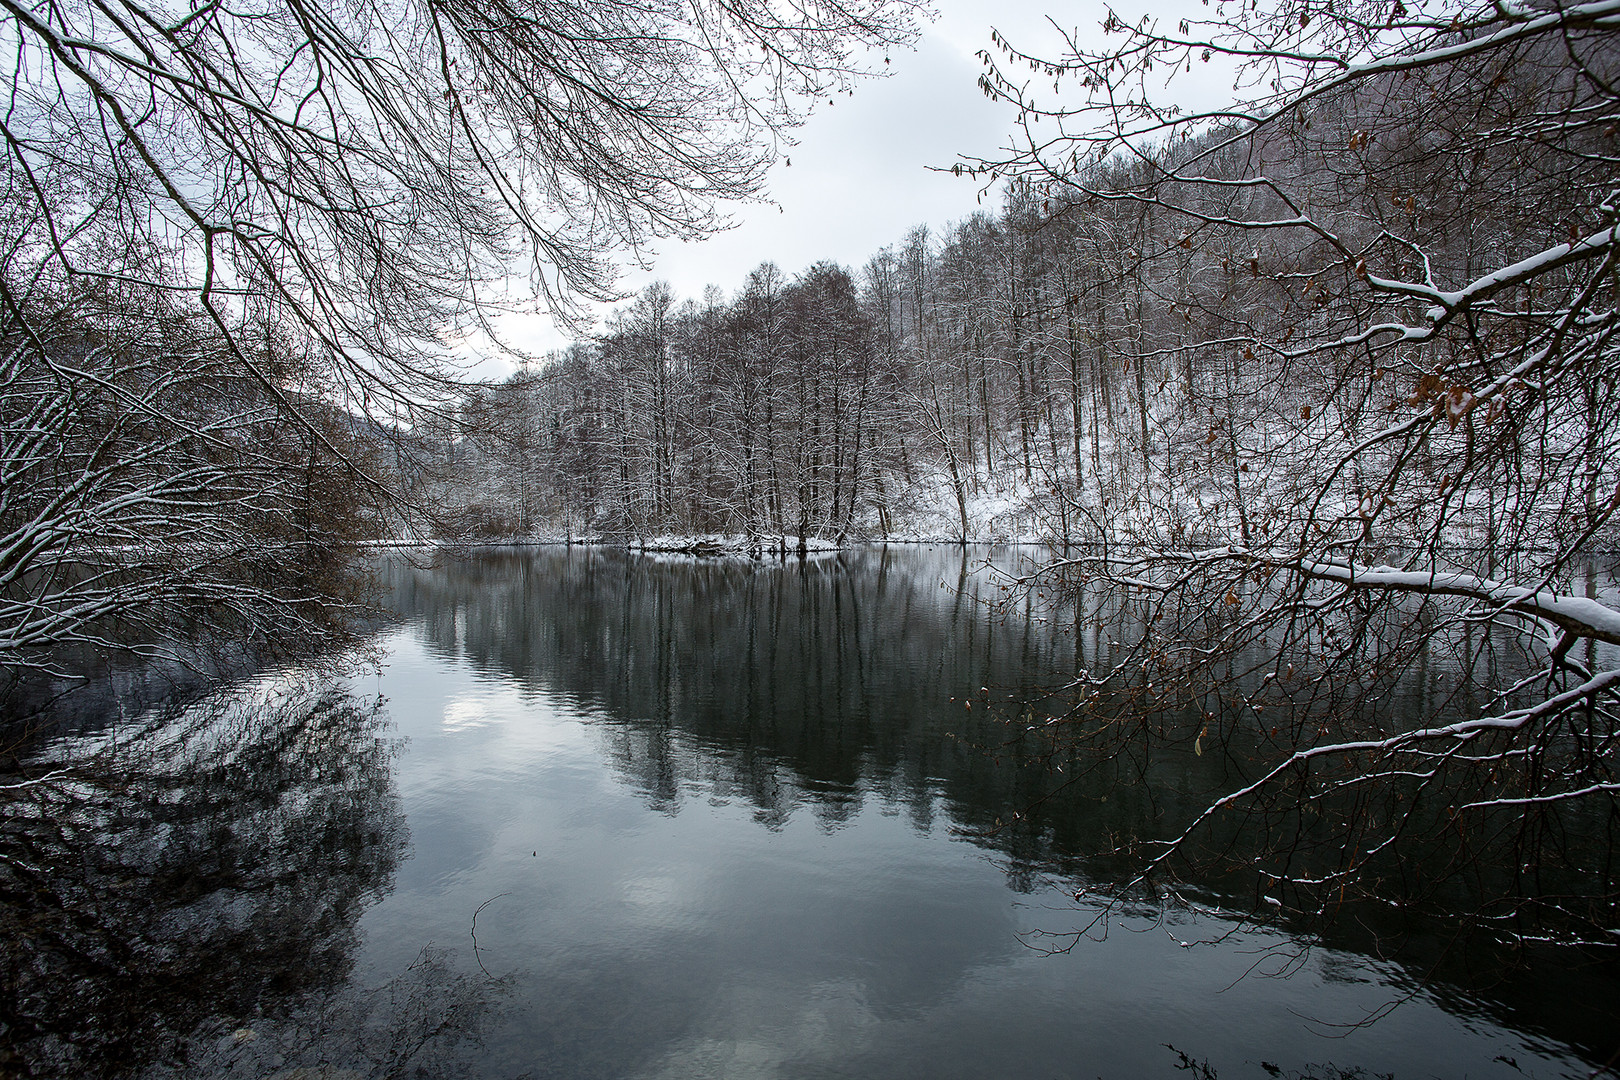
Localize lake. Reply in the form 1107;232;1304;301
4;545;1615;1079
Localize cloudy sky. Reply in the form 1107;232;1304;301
618;1;1073;301
477;0;1217;371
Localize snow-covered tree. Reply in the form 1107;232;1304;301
976;0;1620;946
0;0;923;682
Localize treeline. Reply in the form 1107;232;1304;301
441;59;1615;563
441;181;1176;545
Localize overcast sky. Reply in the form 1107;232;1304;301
618;1;1071;300
476;0;1215;373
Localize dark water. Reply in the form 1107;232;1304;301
4;545;1617;1079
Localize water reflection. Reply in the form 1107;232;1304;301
381;547;1483;901
383;546;1129;868
377;546;1617;1078
11;547;1611;1079
0;671;506;1079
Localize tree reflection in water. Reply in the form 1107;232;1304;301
0;671;511;1080
380;546;1619;1074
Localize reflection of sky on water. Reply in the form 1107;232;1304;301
350;547;1611;1079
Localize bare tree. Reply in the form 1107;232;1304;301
974;0;1620;946
0;0;924;681
1;280;384;683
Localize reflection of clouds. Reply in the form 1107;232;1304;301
638;978;878;1080
429;678;599;768
441;687;524;733
627;913;1555;1080
621;873;682;910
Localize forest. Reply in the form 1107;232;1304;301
404;0;1620;948
443;68;1620;566
3;0;1619;965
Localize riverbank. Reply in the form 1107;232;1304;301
362;532;1057;556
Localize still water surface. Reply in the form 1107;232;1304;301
355;546;1612;1079
8;545;1617;1078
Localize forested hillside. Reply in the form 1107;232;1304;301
427;0;1620;945
443;71;1619;561
438;185;1239;546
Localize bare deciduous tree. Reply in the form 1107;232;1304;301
975;0;1620;946
0;0;923;682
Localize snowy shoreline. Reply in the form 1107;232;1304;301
357;534;1062;557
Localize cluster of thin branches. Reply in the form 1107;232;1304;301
0;0;923;685
967;0;1620;947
